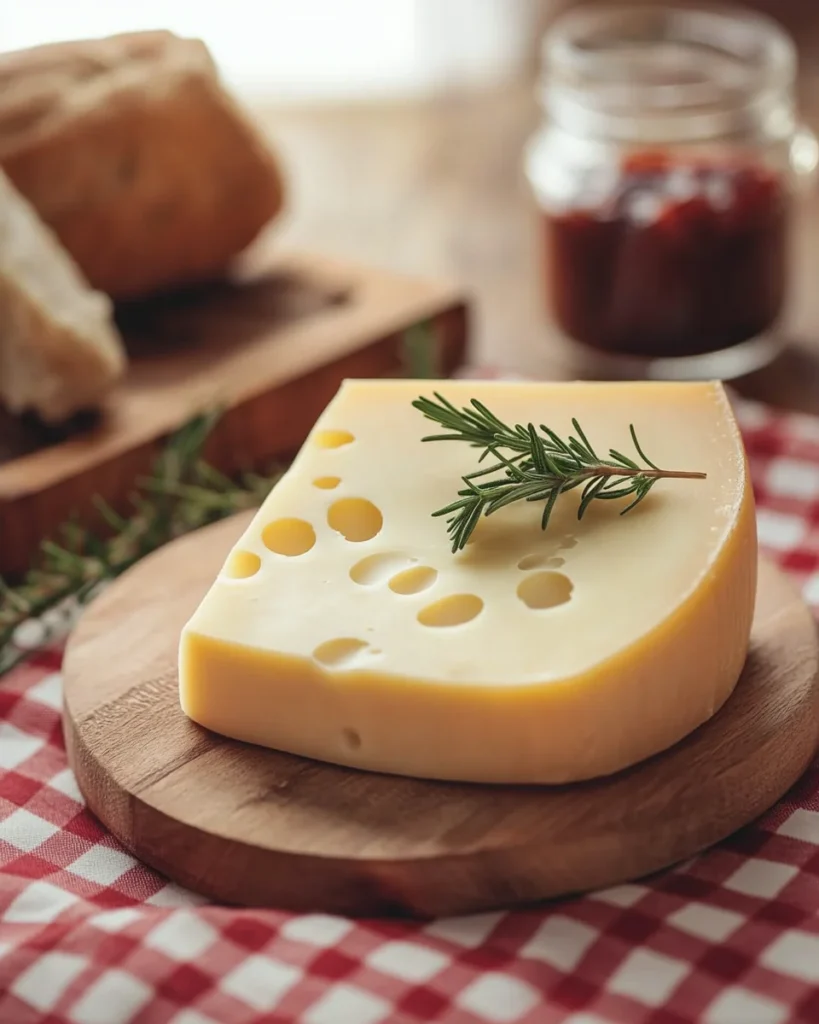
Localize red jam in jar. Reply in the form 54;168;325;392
526;4;816;379
543;152;789;359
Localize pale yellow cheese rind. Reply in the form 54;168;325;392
179;379;757;784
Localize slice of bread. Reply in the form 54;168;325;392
0;169;126;423
0;31;285;300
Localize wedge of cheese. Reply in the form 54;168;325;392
179;379;756;784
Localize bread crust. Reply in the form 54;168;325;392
0;31;285;299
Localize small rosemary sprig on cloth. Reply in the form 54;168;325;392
413;392;707;553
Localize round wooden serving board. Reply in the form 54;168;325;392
63;512;819;918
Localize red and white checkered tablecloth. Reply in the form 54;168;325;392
3;389;819;1024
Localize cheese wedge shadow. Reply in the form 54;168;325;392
179;379;757;785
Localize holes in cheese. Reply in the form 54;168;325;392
517;571;573;610
179;379;756;786
417;594;484;627
223;550;261;579
350;552;415;586
518;553;544;570
517;553;565;571
262;518;316;557
342;728;362;750
313;476;341;490
315;429;354;449
517;534;576;571
388;566;438;595
313;638;369;667
328;498;383;543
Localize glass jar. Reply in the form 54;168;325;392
524;3;818;380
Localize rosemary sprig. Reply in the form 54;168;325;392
413;392;707;553
0;411;284;676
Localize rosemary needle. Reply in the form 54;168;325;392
413;392;707;553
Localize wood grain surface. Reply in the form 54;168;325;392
62;512;819;918
0;251;467;577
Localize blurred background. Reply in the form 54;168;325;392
3;0;819;402
6;0;815;100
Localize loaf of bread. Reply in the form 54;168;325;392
0;31;285;300
0;169;126;422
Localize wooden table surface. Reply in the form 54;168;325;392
260;71;819;416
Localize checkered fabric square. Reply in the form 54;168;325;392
3;385;819;1024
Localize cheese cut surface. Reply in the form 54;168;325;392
179;379;757;784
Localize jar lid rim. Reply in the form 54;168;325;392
542;3;796;108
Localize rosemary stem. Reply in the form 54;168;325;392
642;470;707;480
595;467;707;481
414;393;708;551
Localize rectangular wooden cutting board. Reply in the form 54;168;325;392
0;250;468;577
